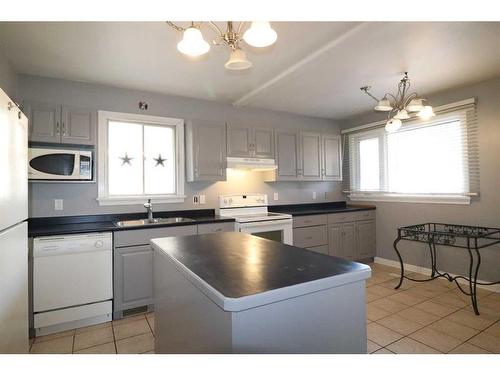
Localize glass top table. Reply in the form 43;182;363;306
393;223;500;315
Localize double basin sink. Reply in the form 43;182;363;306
114;217;195;228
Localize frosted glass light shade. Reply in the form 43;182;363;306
225;48;252;70
177;27;210;57
243;21;277;47
386;118;402;132
374;98;393;111
407;98;424;112
417;105;435;120
394;109;410;120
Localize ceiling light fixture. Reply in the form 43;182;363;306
361;72;434;132
166;21;277;70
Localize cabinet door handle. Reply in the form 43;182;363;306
56;122;60;135
62;122;66;136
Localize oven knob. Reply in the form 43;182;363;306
95;240;103;248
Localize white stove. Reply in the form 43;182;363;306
219;194;293;244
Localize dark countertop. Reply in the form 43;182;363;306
28;209;234;237
152;232;370;300
269;201;376;217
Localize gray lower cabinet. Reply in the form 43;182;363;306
328;222;356;260
197;222;234;234
227;123;274;159
113;225;198;319
292;215;329;254
356;220;376;259
328;211;376;261
24;101;96;145
186;119;226;182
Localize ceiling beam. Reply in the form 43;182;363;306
232;22;369;107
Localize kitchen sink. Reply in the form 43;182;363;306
114;217;195;228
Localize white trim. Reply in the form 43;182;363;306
97;110;185;206
96;195;186;206
341;97;476;134
349;193;471;205
374;256;500;293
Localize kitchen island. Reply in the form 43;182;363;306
151;232;371;354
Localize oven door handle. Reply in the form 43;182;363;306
238;219;292;228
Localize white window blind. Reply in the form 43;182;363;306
342;99;479;204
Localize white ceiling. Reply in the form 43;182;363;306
1;21;500;120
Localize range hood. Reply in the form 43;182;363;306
226;157;277;171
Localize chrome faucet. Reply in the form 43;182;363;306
144;199;154;222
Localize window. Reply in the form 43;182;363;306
97;111;185;205
344;100;479;204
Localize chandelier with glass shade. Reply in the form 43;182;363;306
360;72;435;132
166;21;277;70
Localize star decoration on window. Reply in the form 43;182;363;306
119;153;133;166
154;154;167;167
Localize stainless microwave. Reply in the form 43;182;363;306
28;147;93;181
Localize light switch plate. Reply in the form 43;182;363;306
54;199;63;211
199;195;206;204
273;192;279;201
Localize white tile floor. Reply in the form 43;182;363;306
29;262;500;354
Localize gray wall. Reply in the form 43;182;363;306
0;49;17;99
18;75;343;218
340;76;500;282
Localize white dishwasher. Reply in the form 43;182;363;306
33;232;113;336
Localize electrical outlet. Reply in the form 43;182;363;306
54;199;63;211
199;195;206;204
312;191;317;200
273;192;279;201
193;195;199;204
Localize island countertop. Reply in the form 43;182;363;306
151;232;371;312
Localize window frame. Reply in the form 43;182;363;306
97;110;185;206
348;112;471;205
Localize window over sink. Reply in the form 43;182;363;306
97;111;185;205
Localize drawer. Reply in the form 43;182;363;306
197;222;234;234
293;214;327;228
306;244;329;255
293;225;328;248
327;212;357;224
114;225;198;247
355;210;375;221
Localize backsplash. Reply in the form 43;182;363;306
28;169;343;217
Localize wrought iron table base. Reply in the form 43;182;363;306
393;223;500;316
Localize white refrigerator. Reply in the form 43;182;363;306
0;88;29;353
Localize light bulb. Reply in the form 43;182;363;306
177;27;210;57
385;118;402;132
417;106;435;120
243;21;277;48
225;48;252;70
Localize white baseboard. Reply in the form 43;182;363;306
374;256;500;293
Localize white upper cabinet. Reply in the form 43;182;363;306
227;123;275;159
265;130;342;182
24;101;96;145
